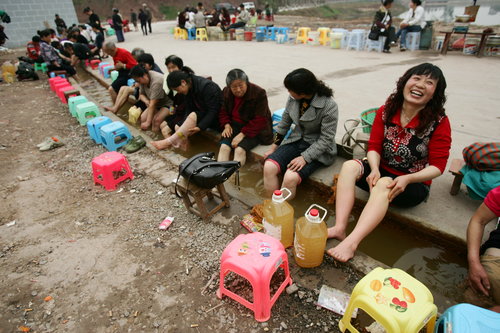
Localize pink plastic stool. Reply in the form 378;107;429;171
57;85;75;103
49;77;67;91
91;151;134;191
217;232;292;322
53;81;71;95
90;59;101;70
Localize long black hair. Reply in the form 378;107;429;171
385;63;447;135
283;68;333;97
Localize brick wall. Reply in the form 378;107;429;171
2;0;79;48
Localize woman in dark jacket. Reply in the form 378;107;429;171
151;71;223;150
372;0;395;53
112;8;124;42
139;9;148;35
218;69;273;166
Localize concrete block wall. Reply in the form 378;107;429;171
2;0;79;48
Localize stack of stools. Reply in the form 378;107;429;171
347;29;366;51
276;27;290;44
217;232;292;322
266;27;279;41
49;76;67;91
98;62;113;76
99;121;132;151
339;267;437;333
175;177;230;220
331;28;349;49
196;28;208;41
256;27;267;42
76;102;101;126
366;36;387;52
434;303;500;333
406;32;421;51
68;95;88;117
92;151;134;191
87;116;113;144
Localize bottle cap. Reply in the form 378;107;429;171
310;209;319;217
272;190;284;202
306;208;321;223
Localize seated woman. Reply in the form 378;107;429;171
218;69;273;166
151;70;222;150
263;68;338;199
395;0;426;51
38;29;77;78
327;63;451;262
372;0;396;53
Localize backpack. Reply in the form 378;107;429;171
16;62;39;81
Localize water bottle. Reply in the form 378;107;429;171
294;204;328;268
262;188;294;248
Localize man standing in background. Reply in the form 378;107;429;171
143;3;152;33
130;9;138;31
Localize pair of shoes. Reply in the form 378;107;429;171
123;135;146;153
37;136;64;151
383;49;391;53
400;46;406;52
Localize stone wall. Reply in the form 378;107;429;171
2;0;79;48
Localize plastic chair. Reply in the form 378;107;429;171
318;27;331;46
75;102;101;126
90;59;101;70
68;95;88;117
92;151;134;191
365;36;386;52
188;28;197;40
434;303;500;333
87;116;113;144
339;267;437;333
296;27;311;44
217;232;292;322
99;121;132;151
347;29;366;51
406;32;421;51
196;28;208;41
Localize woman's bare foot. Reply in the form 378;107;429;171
327;226;346;241
326;239;357;263
141;121;151;131
161;126;171;138
104;105;117;113
150;139;172;150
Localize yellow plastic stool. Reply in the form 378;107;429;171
339;267;437;333
174;27;188;40
296;27;311;44
318;27;331;46
196;28;208;41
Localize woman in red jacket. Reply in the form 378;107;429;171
218;69;273;166
327;63;451;262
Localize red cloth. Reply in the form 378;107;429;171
485;186;500;216
113;48;137;70
26;41;40;60
231;97;244;123
368;105;451;185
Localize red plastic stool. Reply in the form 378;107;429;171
91;151;134;191
217;232;292;322
90;59;101;70
49;76;67;91
57;85;75;103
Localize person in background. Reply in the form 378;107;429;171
207;9;220;27
326;63;451;262
185;8;195;30
68;27;89;44
54;14;67;36
63;42;91;66
372;0;395;53
26;35;42;63
139;9;148;35
218;69;273;166
194;3;206;29
112;8;125;42
83;7;103;34
177;8;188;30
143;3;152;33
103;41;137;102
263;68;338;199
90;24;104;57
224;4;250;31
39;29;77;77
130;9;138;31
137;53;163;74
218;7;231;30
395;0;426;51
467;186;500;313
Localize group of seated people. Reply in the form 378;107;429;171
178;2;253;32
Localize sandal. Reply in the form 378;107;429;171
123;135;146;153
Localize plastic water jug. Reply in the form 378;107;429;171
110;70;119;82
262;188;294;248
2;61;16;83
294;204;328;268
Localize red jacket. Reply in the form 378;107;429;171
26;41;40;60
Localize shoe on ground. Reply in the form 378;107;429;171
390;41;397;46
383;49;391;53
400;46;406;52
123;135;146;153
38;136;64;151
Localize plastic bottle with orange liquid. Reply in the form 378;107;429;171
293;204;328;268
2;61;16;83
262;188;294;248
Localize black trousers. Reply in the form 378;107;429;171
380;26;396;51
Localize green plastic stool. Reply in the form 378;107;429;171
68;95;89;117
34;62;48;73
76;102;101;126
110;70;119;82
106;27;115;36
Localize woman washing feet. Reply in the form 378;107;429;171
327;63;451;262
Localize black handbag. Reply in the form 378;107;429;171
175;152;240;196
368;24;381;41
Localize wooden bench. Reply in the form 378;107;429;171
449;158;466;195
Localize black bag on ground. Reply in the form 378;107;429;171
16;61;39;81
368;24;381;41
175;152;240;196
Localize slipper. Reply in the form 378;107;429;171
38;136;64;151
123;135;146;153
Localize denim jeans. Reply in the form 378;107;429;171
396;25;421;48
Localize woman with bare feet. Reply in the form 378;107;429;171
218;69;273;166
151;70;222;150
326;63;451;262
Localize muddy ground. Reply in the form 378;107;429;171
0;49;367;333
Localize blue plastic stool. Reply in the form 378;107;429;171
276;27;290;43
75;102;101;126
102;66;113;79
188;28;196;40
100;121;132;151
272;108;292;139
127;78;136;86
266;27;279;41
256;27;267;42
87;116;113;144
435;303;500;333
98;62;111;75
68;95;88;117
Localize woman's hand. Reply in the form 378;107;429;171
263;144;278;159
222;124;232;138
366;169;381;191
231;132;244;148
287;156;306;172
387;175;411;202
468;262;491;296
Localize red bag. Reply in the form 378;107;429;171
463;142;500;171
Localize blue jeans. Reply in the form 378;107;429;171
396;25;421;48
115;28;125;42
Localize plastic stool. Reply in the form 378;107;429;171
102;65;113;79
68;95;88;117
332;28;349;48
49;70;67;78
256;26;267;42
92;151;134;191
54;82;71;100
365;36;386;52
217;233;292;322
90;59;101;70
110;70;119;82
57;85;75;103
339;267;437;333
99;121;132;151
296;27;311;44
307;31;320;45
266;27;279;41
346;29;366;51
271;108;292;139
76;102;101;126
49;77;67;91
34;62;48;73
318;27;331;46
174;27;188;40
196;28;208;41
406;32;421;51
63;89;80;104
98;62;111;75
188;28;196;40
87;116;113;144
434;303;500;333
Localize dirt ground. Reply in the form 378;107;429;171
0;49;366;333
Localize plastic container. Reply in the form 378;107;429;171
463;37;480;55
434;36;445;51
360;108;378;133
2;61;16;83
330;32;343;49
262;188;294;248
294;204;328;268
110;70;119;82
244;31;253;41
